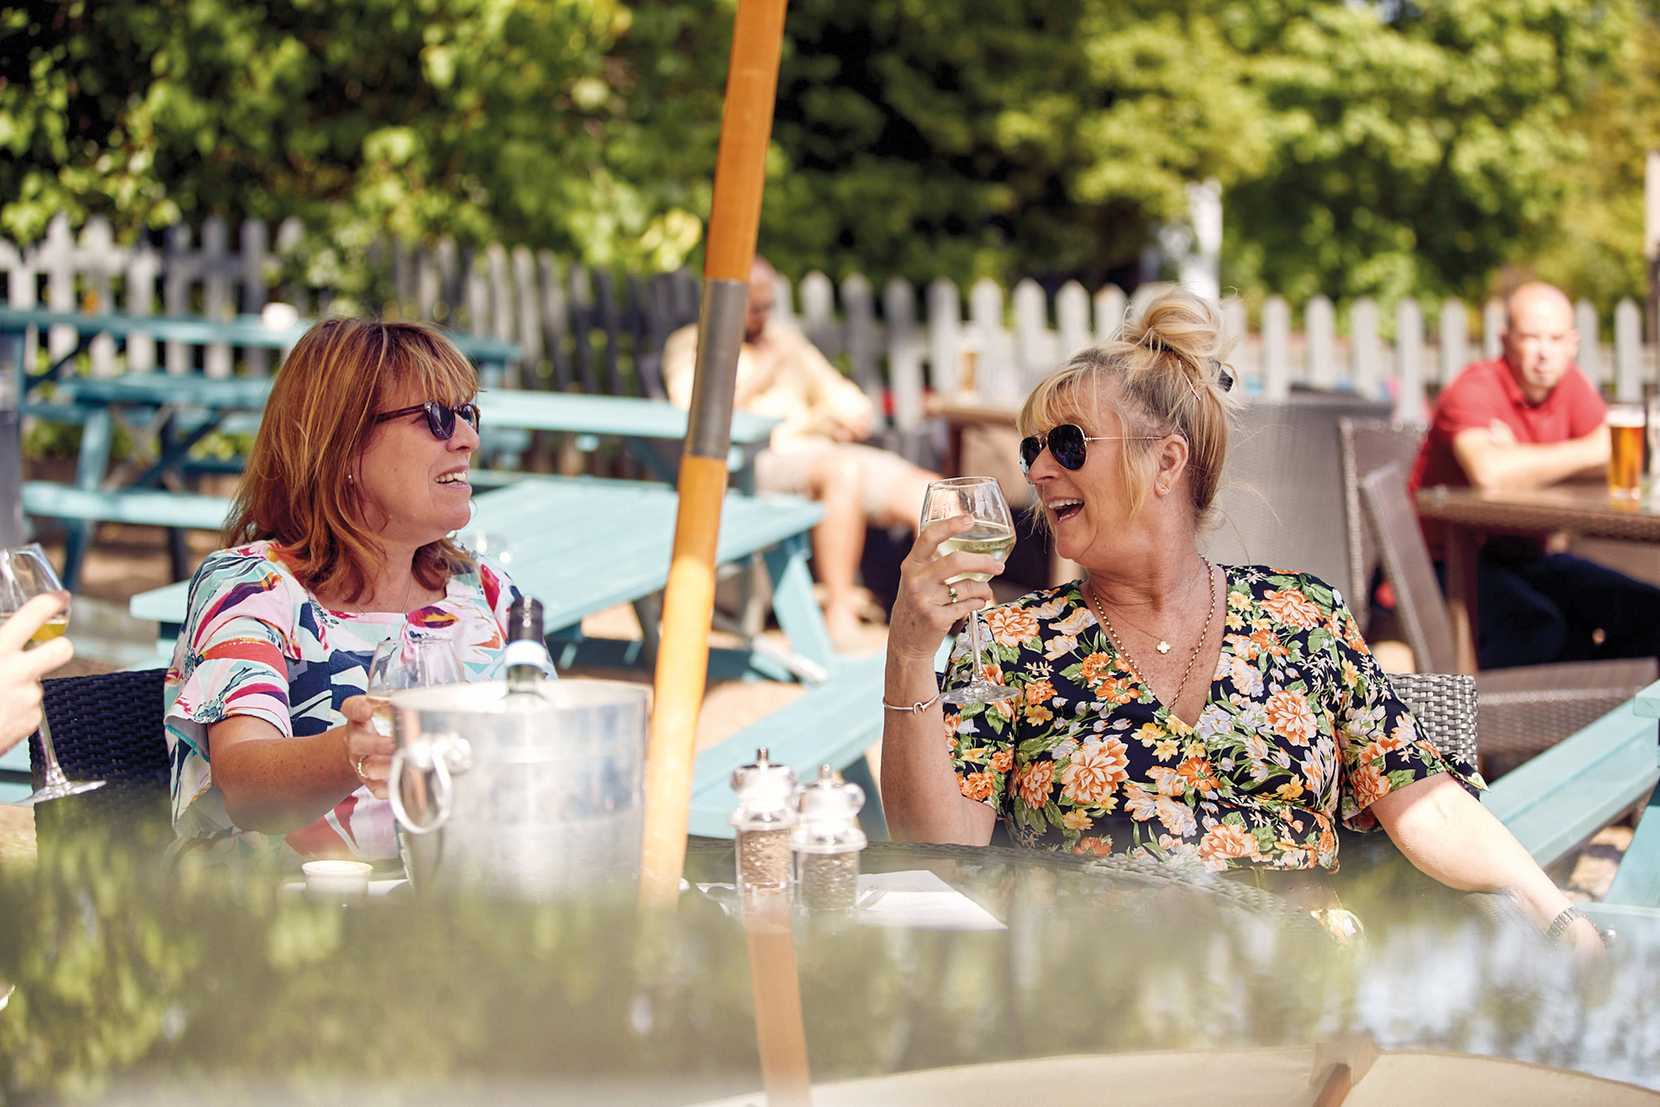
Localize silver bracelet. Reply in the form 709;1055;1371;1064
882;690;942;715
1543;905;1585;943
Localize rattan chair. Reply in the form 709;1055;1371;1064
1360;465;1657;777
1201;396;1393;597
29;668;170;835
1387;671;1479;778
1337;417;1426;628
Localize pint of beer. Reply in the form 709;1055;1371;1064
1608;405;1644;499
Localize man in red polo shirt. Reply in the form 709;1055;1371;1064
1408;281;1660;668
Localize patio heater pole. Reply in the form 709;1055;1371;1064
640;0;789;906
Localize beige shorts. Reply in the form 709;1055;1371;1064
756;441;920;520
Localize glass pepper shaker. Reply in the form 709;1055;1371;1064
791;765;867;914
730;748;798;904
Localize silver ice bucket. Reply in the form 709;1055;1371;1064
388;679;649;901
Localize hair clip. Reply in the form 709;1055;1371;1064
1217;368;1235;393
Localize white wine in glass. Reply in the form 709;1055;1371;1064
1;544;105;805
937;523;1017;583
920;478;1017;707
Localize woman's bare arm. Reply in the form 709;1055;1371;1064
1370;773;1603;958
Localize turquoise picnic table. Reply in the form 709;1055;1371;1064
2;307;777;587
1482;677;1660;920
114;477;888;837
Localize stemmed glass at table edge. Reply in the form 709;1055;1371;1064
2;544;106;805
920;477;1018;707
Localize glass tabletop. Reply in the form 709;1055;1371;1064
0;826;1654;1103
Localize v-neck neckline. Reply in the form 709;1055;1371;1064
1079;566;1235;731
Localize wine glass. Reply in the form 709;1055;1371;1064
0;545;105;805
456;529;513;569
365;635;466;738
920;478;1017;706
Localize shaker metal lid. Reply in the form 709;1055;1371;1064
730;747;798;799
795;764;865;822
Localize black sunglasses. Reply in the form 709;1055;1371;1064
374;400;481;441
1019;424;1162;473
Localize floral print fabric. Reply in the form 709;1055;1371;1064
946;566;1481;871
164;540;522;863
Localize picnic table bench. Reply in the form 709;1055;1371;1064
3;307;778;587
1483;678;1660;910
118;477;888;836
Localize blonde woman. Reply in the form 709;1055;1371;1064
881;289;1603;959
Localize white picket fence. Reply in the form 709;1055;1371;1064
4;215;1657;429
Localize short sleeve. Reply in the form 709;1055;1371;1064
443;552;531;682
165;549;304;759
940;629;1019;813
1432;367;1505;438
1562;368;1608;438
1326;596;1484;832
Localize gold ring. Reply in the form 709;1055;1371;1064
945;584;959;605
353;753;371;781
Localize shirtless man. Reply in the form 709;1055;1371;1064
663;259;940;644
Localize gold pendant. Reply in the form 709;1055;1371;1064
1156;640;1171;654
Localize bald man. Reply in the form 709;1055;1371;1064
1408;281;1660;668
662;259;940;645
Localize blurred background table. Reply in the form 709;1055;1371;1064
1415;483;1660;674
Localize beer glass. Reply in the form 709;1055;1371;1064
1644;384;1659;500
1607;404;1644;500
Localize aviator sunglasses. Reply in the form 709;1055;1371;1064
373;400;481;441
1018;423;1161;474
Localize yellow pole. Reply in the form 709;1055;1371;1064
640;0;790;906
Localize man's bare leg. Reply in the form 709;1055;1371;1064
876;465;943;534
807;451;868;646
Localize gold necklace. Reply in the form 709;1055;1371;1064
1085;559;1217;709
1093;558;1209;654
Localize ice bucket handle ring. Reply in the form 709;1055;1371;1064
389;733;470;835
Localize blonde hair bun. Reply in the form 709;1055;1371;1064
1122;290;1231;388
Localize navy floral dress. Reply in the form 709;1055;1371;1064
944;566;1482;871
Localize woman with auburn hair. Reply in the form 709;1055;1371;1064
881;289;1604;959
165;319;522;862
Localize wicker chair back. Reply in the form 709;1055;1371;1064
31;668;170;829
1359;465;1460;673
1201;396;1392;596
1387;671;1479;777
1337;418;1425;627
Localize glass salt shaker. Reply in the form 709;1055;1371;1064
730;748;798;905
791;765;867;914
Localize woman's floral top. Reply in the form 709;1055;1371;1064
164;540;522;864
945;566;1481;872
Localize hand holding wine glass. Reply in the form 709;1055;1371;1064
0;544;104;803
888;478;1016;707
0;591;75;753
350;636;465;798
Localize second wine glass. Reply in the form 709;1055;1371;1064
365;635;466;738
920;477;1016;706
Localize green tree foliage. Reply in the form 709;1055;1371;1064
757;0;1268;286
1532;2;1660;316
1221;0;1626;304
0;0;716;272
0;0;1639;304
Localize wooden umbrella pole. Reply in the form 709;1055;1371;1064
640;0;790;906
